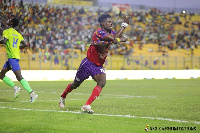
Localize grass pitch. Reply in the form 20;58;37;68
0;79;200;133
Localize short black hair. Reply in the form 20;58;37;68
98;14;111;23
12;18;19;27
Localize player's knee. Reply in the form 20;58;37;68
0;72;5;80
0;73;3;80
71;82;80;89
71;84;78;89
16;75;23;81
98;80;106;88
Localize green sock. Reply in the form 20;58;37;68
20;79;33;93
3;76;15;88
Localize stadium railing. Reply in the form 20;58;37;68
0;53;199;70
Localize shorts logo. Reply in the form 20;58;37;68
75;77;80;81
100;69;105;73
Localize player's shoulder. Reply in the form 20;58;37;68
5;28;14;32
3;28;14;34
3;28;9;33
2;28;10;37
14;29;23;37
95;28;103;32
16;30;22;36
96;28;115;34
95;28;107;34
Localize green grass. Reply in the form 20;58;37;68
0;79;200;133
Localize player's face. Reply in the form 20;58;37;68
6;19;13;27
102;18;113;31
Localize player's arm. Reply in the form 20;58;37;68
93;16;130;45
0;37;7;45
102;34;128;43
114;16;130;38
92;30;113;46
20;40;27;49
92;39;113;46
93;34;127;45
0;30;8;45
101;16;130;43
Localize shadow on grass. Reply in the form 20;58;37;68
0;98;15;102
60;105;84;112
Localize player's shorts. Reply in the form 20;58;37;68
3;58;21;72
75;57;105;83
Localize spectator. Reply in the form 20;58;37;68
54;52;59;65
0;2;199;59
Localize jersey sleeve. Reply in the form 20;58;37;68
111;30;116;35
92;40;113;45
92;29;115;45
2;30;8;39
95;29;109;39
96;29;116;40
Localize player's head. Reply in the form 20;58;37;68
98;14;113;31
7;18;19;28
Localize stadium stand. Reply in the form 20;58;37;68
0;2;200;70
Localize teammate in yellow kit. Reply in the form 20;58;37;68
0;18;38;103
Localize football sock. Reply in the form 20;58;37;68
20;79;33;93
3;76;15;87
61;83;73;98
30;91;35;97
85;85;102;105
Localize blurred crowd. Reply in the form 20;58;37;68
128;8;200;54
0;1;200;58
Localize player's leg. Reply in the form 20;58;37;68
59;58;90;109
81;73;105;114
60;58;89;99
81;66;106;114
14;70;38;103
0;67;15;87
59;79;82;109
60;79;81;99
85;73;105;105
0;61;21;99
14;70;32;93
11;59;38;102
93;73;106;88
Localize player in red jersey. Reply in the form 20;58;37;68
59;14;130;113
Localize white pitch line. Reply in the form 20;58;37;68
0;106;199;125
0;90;156;99
0;95;153;103
0;99;86;103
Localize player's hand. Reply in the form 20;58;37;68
122;37;128;42
119;36;128;42
123;16;130;24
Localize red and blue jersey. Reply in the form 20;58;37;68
87;28;116;66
